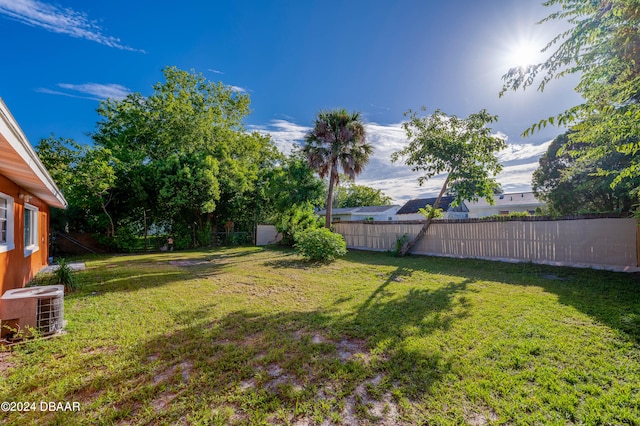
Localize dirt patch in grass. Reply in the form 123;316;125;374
336;337;369;362
82;345;118;356
151;390;178;412
464;407;499;426
0;352;15;374
154;360;193;384
340;374;400;425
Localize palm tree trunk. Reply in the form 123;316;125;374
325;164;337;228
400;174;451;256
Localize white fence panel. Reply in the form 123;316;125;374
334;218;638;271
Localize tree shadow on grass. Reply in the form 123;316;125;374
60;252;246;298
342;249;640;344
31;269;471;425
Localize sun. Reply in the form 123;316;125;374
506;40;543;69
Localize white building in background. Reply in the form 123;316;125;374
315;193;545;223
465;192;545;218
317;205;401;222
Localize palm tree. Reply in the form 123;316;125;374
303;109;373;228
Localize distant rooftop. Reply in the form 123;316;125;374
317;205;399;216
397;196;467;215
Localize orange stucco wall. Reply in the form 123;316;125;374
0;174;50;296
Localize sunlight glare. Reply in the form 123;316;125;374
507;40;542;69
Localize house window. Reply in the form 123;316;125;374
24;203;39;257
0;193;15;253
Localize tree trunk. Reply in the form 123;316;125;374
325;164;336;228
143;209;148;251
102;202;115;238
400;174;451;256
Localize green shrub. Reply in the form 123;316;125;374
196;223;213;247
275;202;322;246
294;227;347;262
390;233;409;257
53;258;79;292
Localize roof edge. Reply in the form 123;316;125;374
0;98;67;209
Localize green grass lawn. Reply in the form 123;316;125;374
1;247;639;425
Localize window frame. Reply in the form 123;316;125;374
23;202;39;257
0;192;15;253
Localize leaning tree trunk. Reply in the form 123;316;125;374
101;202;115;238
400;174;451;256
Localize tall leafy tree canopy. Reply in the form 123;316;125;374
501;0;640;188
39;67;288;250
392;108;506;209
261;151;326;216
93;67;260;228
532;131;637;214
391;108;506;255
303;109;373;228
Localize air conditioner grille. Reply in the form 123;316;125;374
36;296;64;335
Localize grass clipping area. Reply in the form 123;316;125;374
1;247;639;425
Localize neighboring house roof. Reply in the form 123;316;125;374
466;192;542;208
317;207;361;216
397;196;466;215
0;98;67;209
354;205;399;214
317;205;400;216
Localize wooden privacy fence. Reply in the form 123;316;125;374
332;217;639;272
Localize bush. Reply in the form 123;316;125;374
53;258;79;292
390;233;409;257
294;227;347;262
275;203;322;246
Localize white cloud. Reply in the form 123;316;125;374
58;83;131;100
253;119;544;203
0;0;143;52
229;85;249;93
39;83;132;101
248;120;310;155
497;140;551;163
208;69;224;74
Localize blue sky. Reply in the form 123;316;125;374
0;0;582;202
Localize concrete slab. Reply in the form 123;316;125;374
41;262;86;273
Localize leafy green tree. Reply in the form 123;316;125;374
417;204;444;219
74;146;118;237
334;182;392;208
261;150;325;219
92;66;277;246
303;109;373;228
391;108;506;255
501;0;640;187
35;136;83;232
36;137;117;237
38;68;287;250
213;131;283;233
533;131;637;215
